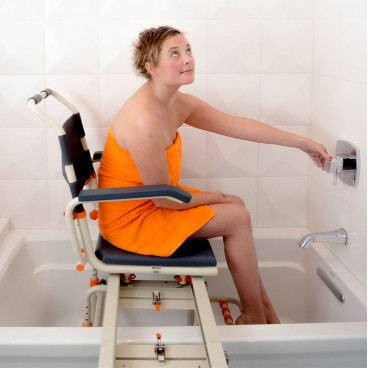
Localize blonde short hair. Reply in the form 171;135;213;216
132;26;183;79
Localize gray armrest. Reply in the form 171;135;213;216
78;184;192;203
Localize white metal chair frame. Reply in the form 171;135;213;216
28;89;228;368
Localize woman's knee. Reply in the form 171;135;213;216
228;203;252;230
227;194;246;207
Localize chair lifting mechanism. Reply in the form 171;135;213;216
28;89;229;367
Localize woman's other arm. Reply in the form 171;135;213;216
114;113;229;210
182;93;330;168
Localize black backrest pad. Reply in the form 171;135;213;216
59;113;95;198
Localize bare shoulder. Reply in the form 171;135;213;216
112;87;159;149
113;108;159;149
176;91;202;109
176;91;206;121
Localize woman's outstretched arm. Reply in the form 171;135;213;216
182;93;330;168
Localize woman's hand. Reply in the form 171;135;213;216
207;190;231;205
299;139;331;169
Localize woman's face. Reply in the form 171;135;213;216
151;34;195;86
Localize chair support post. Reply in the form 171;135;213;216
191;276;228;367
98;274;120;368
64;198;86;270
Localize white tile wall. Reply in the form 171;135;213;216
45;20;99;74
261;20;313;72
0;0;365;283
260;73;312;126
208;20;261;73
207;74;260;118
308;0;367;285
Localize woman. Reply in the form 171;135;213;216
98;26;330;325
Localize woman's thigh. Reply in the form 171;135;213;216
188;198;251;240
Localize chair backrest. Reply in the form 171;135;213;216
28;89;96;216
59;112;95;199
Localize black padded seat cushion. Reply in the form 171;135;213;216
95;234;217;267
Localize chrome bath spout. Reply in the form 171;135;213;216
298;228;348;249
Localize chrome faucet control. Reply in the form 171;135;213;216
324;140;360;187
298;228;348;250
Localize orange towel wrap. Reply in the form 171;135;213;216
98;127;215;257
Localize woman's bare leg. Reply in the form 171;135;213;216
259;277;280;324
189;197;278;324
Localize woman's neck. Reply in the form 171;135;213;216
148;79;179;106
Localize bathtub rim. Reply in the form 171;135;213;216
0;322;366;355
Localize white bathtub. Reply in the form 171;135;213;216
0;222;366;367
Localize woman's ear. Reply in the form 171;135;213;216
145;62;156;77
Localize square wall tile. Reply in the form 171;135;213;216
309;177;367;285
45;20;98;74
307;178;336;232
262;0;314;19
340;0;367;18
257;177;307;226
44;0;98;19
340;17;366;83
100;128;108;150
153;20;208;74
258;126;309;177
208;20;261;74
48;180;70;229
179;74;208;102
206;178;258;224
0;21;44;74
311;74;340;135
206;133;258;178
100;75;145;128
314;0;342;19
154;0;207;19
99;20;154;74
0;180;49;228
179;178;206;192
99;0;154;19
208;0;261;20
45;75;100;129
0;128;47;180
313;19;341;78
0;0;43;20
262;20;313;73
338;80;367;152
178;127;206;178
207;74;260;119
328;197;367;285
0;75;45;128
260;73;312;126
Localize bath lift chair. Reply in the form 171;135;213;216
28;89;228;368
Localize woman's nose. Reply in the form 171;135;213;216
183;54;192;65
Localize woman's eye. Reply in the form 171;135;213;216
171;51;179;57
186;49;192;54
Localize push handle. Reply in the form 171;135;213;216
27;88;53;105
27;88;79;136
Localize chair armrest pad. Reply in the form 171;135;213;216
92;151;103;162
78;184;192;203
